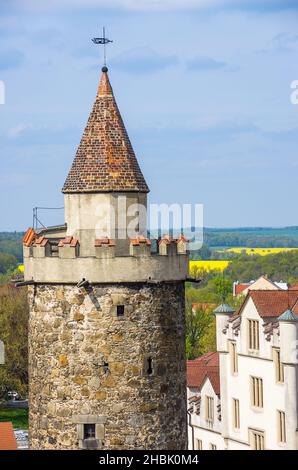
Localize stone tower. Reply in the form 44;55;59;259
23;66;189;450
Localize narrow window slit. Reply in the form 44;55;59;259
147;357;153;375
117;305;125;317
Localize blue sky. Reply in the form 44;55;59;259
0;0;298;230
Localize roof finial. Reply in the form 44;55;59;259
92;26;113;71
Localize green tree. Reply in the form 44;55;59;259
185;297;214;360
210;276;233;302
0;285;28;398
0;253;18;275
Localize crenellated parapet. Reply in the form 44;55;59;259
58;236;80;259
159;235;188;256
33;236;51;258
129;236;151;257
23;228;189;284
94;238;115;258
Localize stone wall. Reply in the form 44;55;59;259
28;282;186;450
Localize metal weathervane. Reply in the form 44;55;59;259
92;27;113;67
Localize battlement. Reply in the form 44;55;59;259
23;228;189;284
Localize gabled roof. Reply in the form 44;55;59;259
238;289;298;318
187;352;220;395
62;67;149;194
234;275;285;296
0;422;17;450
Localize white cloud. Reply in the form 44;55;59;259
13;0;259;13
11;0;298;13
7;123;32;138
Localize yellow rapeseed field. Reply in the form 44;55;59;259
226;247;298;256
189;260;230;272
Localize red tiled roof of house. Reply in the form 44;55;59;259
289;283;298;290
243;290;298;318
0;422;17;450
62;67;149;194
187;352;220;395
235;283;249;295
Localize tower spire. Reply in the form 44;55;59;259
92;26;113;69
62;61;149;194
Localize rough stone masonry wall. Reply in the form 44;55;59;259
28;282;187;450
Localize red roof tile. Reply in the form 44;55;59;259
58;236;79;247
130;236;151;246
187;352;220;395
23;227;36;247
243;290;298;318
0;422;17;450
158;235;177;245
94;238;115;247
62;68;149;194
35;236;49;247
289;283;298;290
235;283;249;295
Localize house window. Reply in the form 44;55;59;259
229;341;238;374
209;443;217;450
116;305;125;317
83;423;95;439
249;429;265;450
232;398;240;429
273;348;284;383
277;411;286;444
195;439;202;450
251;376;263;408
248;319;259;351
205;396;214;424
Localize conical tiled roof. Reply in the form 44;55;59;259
278;308;298;322
213;303;235;314
62;67;149;193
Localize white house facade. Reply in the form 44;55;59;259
187;290;298;450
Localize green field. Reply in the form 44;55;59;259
0;407;28;429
